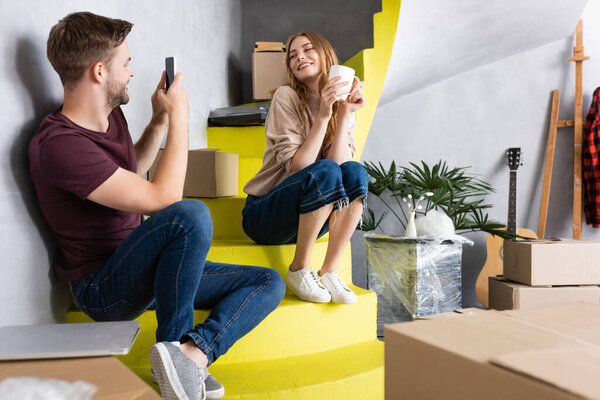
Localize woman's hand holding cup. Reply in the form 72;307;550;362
340;77;365;114
318;76;349;119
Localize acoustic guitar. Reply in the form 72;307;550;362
475;148;536;308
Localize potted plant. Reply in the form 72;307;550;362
359;160;511;238
358;160;510;335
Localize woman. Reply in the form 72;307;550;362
242;31;368;304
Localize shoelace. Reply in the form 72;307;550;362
301;269;325;291
326;269;351;292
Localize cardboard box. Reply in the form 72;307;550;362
149;149;238;198
489;276;600;310
252;42;287;100
0;356;159;399
385;303;600;399
503;239;600;286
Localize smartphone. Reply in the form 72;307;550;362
165;57;177;91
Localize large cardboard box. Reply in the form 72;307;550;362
149;149;238;198
252;42;287;100
385;303;600;399
503;239;600;286
0;356;159;399
489;276;600;310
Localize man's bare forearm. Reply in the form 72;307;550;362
135;121;168;175
151;116;188;200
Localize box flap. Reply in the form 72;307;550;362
254;41;285;52
385;310;590;363
491;347;600;399
501;303;600;345
413;307;484;320
454;307;485;315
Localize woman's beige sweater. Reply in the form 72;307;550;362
243;86;357;197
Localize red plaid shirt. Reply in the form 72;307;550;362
583;87;600;227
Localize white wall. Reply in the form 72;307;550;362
379;0;588;104
0;0;242;326
353;0;600;307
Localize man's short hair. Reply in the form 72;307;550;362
47;12;133;89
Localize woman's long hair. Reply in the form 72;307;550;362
285;31;339;156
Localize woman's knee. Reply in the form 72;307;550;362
340;161;369;186
309;159;343;187
313;159;342;174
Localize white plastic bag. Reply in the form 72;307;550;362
0;377;97;400
416;209;455;237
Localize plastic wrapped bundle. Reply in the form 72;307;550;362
364;233;463;338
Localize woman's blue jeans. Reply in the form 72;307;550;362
70;200;286;365
242;160;368;244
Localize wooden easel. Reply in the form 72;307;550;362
537;20;590;240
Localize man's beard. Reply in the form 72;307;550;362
105;78;129;109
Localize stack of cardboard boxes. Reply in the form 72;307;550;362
252;41;288;101
384;239;600;398
385;302;600;399
489;239;600;310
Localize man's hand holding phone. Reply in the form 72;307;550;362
157;57;188;127
150;71;169;127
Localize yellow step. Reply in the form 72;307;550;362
207;126;267;158
208;238;352;283
131;340;383;400
199;196;247;240
238;157;263;193
209;340;383;399
344;49;366;81
342;2;400;161
67;286;377;367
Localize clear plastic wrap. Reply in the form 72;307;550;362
364;233;463;338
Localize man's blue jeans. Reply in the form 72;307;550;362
242;160;368;244
70;200;286;365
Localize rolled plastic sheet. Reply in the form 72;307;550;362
364;233;464;338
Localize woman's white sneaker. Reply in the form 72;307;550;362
286;267;331;303
319;270;357;304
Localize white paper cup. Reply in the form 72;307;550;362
328;65;355;101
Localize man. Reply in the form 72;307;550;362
29;12;285;400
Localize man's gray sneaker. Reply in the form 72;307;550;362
151;366;225;399
150;341;207;400
203;372;225;399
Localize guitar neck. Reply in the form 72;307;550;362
507;170;517;234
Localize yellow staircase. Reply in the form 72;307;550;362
68;1;399;398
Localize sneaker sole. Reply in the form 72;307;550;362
287;284;331;303
206;386;225;400
291;287;332;303
151;369;224;399
150;343;189;400
331;296;357;304
286;278;331;303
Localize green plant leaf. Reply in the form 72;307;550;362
357;209;387;231
362;159;507;237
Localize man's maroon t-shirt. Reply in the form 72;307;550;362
29;107;143;283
